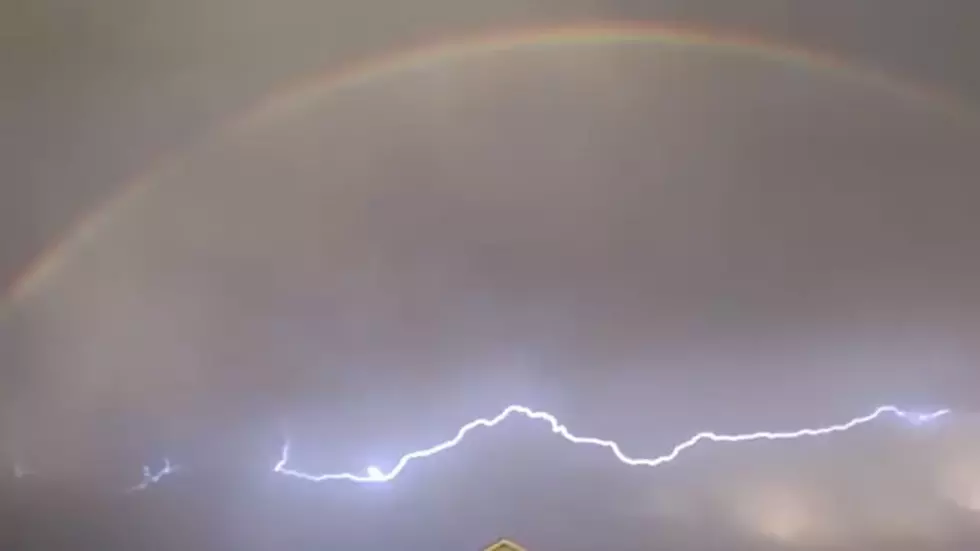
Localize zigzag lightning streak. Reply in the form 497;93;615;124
272;404;950;483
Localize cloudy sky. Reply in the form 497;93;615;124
2;1;980;549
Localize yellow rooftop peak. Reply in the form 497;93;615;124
483;538;527;551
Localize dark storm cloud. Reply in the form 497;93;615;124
2;1;980;550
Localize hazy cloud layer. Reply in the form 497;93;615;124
4;27;980;550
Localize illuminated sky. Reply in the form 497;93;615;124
2;1;980;550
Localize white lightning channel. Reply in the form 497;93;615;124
273;405;950;483
127;458;179;492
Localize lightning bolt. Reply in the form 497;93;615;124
273;404;950;483
127;458;179;492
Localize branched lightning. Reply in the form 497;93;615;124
273;404;950;483
8;405;952;492
127;458;179;492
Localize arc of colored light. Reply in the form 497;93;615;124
5;21;974;307
273;405;950;483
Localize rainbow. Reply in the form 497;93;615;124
3;21;973;307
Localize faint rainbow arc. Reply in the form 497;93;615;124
3;20;975;306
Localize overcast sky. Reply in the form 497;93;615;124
2;1;980;550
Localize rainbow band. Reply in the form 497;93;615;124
4;21;974;306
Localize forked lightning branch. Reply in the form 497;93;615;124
122;403;948;491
